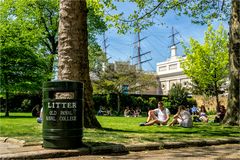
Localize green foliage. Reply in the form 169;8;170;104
148;97;157;110
162;96;172;109
89;0;230;34
181;24;229;97
0;0;107;76
0;46;49;97
93;94;161;114
168;83;189;114
106;94;117;110
20;99;31;111
135;96;144;106
93;66;157;95
187;97;197;107
93;94;107;113
88;44;107;73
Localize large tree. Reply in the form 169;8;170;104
222;0;240;125
181;25;229;112
0;2;50;117
0;46;49;117
58;0;101;128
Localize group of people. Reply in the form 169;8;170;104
139;101;226;128
139;101;193;128
192;104;226;123
124;106;141;117
97;106;112;116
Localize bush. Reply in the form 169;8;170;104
93;94;166;115
187;97;197;107
21;99;31;112
168;83;189;114
93;94;107;113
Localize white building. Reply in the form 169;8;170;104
156;45;191;95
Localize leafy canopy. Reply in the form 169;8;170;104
93;65;157;94
88;0;230;33
180;24;229;96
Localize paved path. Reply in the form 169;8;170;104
0;142;22;154
50;144;240;160
0;142;43;154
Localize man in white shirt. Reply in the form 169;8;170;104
140;101;170;126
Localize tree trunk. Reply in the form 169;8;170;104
5;90;9;117
223;0;240;126
117;93;120;115
58;0;101;128
214;80;220;112
4;74;9;117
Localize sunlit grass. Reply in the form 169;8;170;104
0;113;239;145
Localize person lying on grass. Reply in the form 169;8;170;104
139;101;170;126
168;105;193;128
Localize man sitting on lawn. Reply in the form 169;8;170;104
139;101;170;126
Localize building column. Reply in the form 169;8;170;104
166;80;170;94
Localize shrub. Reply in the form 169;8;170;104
168;83;189;114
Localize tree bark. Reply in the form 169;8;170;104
117;93;120;115
214;79;220;112
5;90;9;117
4;74;9;117
223;0;240;126
58;0;101;128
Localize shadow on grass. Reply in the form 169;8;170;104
101;127;239;138
0;116;34;118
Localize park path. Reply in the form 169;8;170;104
0;141;43;154
49;144;240;160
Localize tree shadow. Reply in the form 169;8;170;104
0;115;34;118
101;127;239;138
83;142;129;155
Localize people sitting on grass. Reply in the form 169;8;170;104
32;104;41;117
199;105;208;123
134;107;141;117
124;106;140;117
37;107;43;123
106;107;112;116
191;105;198;115
97;106;104;116
168;105;193;128
214;105;226;123
139;101;170;126
98;106;112;116
124;106;131;117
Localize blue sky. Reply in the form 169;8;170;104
97;8;228;72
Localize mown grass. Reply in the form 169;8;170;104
0;112;239;145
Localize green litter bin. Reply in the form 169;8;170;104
42;80;84;149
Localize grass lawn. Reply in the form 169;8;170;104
0;112;239;145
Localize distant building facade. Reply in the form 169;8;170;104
156;45;191;95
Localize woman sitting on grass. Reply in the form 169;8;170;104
199;105;208;123
168;105;193;128
37;107;43;123
139;101;170;126
214;105;226;123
